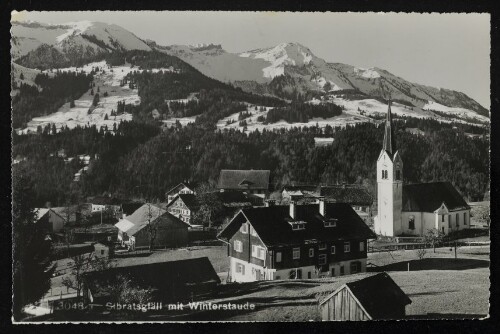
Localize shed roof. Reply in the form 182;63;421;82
343;272;411;319
217;170;270;191
402;182;469;212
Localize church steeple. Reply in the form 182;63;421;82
382;99;396;155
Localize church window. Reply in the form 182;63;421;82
409;216;415;230
381;170;384;179
464;212;467;225
456;213;459;227
396;170;401;180
441;215;445;223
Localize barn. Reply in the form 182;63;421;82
319;272;411;320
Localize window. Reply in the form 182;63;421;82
258;247;266;260
240;223;248;234
441;215;445;223
448;218;451;228
324;220;337;227
344;242;350;253
340;265;345;275
359;241;365;252
101;249;105;255
331;268;335;277
293;247;301;260
318;254;327;265
350;261;361;274
456;213;459;227
396;170;401;180
307;272;312;279
381;170;384;179
234;240;243;252
383;170;388;179
409;216;415;230
464;212;467;225
318;243;327;250
309;248;314;257
331;245;336;254
252;245;257;257
235;262;245;275
276;251;282;262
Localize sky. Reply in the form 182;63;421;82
12;11;491;109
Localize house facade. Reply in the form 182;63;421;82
217;170;270;198
374;101;471;237
166;193;200;226
35;208;66;233
218;199;376;282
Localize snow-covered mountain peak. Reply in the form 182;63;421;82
239;42;325;78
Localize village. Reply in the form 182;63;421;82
23;103;490;321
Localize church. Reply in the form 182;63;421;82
374;101;471;237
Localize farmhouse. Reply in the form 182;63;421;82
165;182;196;204
319;272;412;320
115;204;189;249
217;169;270;198
218;198;376;282
82;257;220;304
374;101;471;237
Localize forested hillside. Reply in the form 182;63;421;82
12;117;489;207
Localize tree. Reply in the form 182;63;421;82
104;114;109;121
193;183;225;230
62;253;114;300
12;169;54;320
70;99;75;108
416;246;427;260
92;93;100;107
104;274;153;304
424;228;445;253
20;72;24;80
143;203;162;251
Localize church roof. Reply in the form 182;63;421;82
402;182;470;213
382;100;396;156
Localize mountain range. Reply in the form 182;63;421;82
11;20;489;122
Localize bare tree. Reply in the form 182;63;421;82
143;203;161;251
106;275;153;304
424;228;445;253
416;246;427;260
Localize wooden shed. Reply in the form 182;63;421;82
319;272;411;321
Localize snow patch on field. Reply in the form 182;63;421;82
354;67;381;79
423;100;489;123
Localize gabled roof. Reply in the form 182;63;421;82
319;185;373;206
35;208;50;222
115;219;135;232
213;191;264;207
402;182;470;212
218;203;376;247
165;182;194;196
178;193;200;211
217;170;270;190
126;203;166;225
124;212;189;236
342;273;411;319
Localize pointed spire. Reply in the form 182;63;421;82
382;99;396;155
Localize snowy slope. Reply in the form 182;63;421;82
18;60;178;135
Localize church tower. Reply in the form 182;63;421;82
375;100;403;236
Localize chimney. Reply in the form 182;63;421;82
319;197;325;216
289;201;296;219
265;199;276;207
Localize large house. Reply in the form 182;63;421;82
165;182;195;204
374;101;471;237
217;199;376;282
115;204;189;249
217;169;270;198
